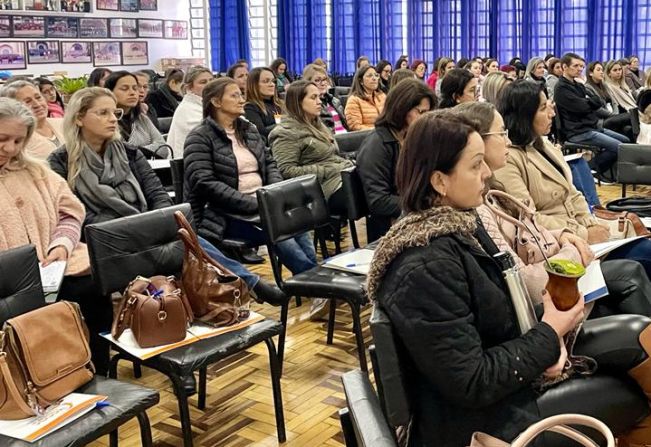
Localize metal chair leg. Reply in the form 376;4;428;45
108;354;122;379
136;411;154;447
264;338;286;443
349;219;360;249
350;304;368;372
278;301;289;373
326;299;337;345
170;374;194;447
109;430;118;447
198;368;207;410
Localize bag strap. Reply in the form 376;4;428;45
484;190;537;233
111;278;143;339
511;413;614;447
0;340;36;417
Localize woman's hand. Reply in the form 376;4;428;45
544;339;568;378
587;224;610;244
540;290;584;338
558;232;595;266
42;246;68;266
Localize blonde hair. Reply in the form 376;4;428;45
0;97;46;178
604;59;629;90
63;87;120;190
182;65;213;94
482;72;513;105
302;63;327;81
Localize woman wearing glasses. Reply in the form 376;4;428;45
302;63;348;133
376;60;392;93
438;68;479;108
357;79;437;242
244;67;283;142
344;65;386;131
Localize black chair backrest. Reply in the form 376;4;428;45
369;305;412;428
256;175;329;245
335;129;373;155
334;86;351;98
553;109;567;143
629;107;641;136
340;94;350;109
170;159;184;204
618;143;651;185
0;245;46;325
158;116;172;135
84;204;192;295
341;167;368;221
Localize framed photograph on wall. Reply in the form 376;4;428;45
109;17;136;38
119;0;137;11
137;18;162;38
46;17;78;38
61;40;91;63
164;20;187;39
93;41;121;66
138;0;155;10
27;40;61;64
0;0;23;10
0;41;26;70
0;15;11;38
12;16;45;38
96;0;118;11
121;41;147;65
79;17;108;38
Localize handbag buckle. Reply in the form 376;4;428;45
157;311;167;321
127;295;138;306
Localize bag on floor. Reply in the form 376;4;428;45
174;211;251;327
112;275;193;348
0;301;95;420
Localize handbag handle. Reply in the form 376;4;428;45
0;351;36;417
484;190;537;232
512;413;614;447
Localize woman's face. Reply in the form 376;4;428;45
214;83;245;118
134;74;150;102
15;85;48;121
532;92;553;137
400;60;408;69
301;84;322;119
552;62;563;77
112;75;140;109
98;70;110;87
534;62;546;78
609;64;623;81
631;57;640;70
310;72;330;95
0;118;28;169
76;96;120;143
233;66;248;92
362;68;379;92
258;70;276;98
433;131;491;209
590;64;604;83
39;83;58;103
415;63;426;78
469;61;482;78
189;72;213;97
277;63;286;75
404;97;431;129
456;77;479;104
482;110;511;171
444;61;456;73
488;61;499;73
380;64;392;81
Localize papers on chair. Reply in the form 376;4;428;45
590;235;647;258
0;393;107;442
101;311;266;360
322;249;375;275
148;159;171;170
578;260;609;303
39;261;66;294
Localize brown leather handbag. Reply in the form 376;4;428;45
0;301;94;420
593;206;650;240
174;211;251;327
112;275;193;348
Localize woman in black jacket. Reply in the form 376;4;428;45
145;68;184;118
366;111;651;446
244;67;283;141
184;77;316;275
357;78;436;242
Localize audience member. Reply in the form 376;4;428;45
524;57;548;95
132;70;159;131
637;89;651;144
481;72;513;105
356;56;370;70
302;63;348;133
344;65;386;130
270;58;292;94
395;56;409;70
438;68;478;108
466;59;482;78
33;77;65;118
376;59;392;93
605;59;638;112
227;62;249;95
585;61;634;140
429;57;455;95
485;58;499;74
545;57;562;100
389;68;417;89
626;55;646;94
244;67;283;141
146;68;183;118
410;59;427;81
87;67;111;87
500;64;517;79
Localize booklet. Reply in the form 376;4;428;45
578;260;609;303
38;261;67;294
0;393;107;442
322;249;375;275
590;235;647;258
101;311;266;360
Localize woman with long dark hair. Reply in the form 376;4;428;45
244;67;283;141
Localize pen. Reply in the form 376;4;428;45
95;401;111;408
346;262;370;268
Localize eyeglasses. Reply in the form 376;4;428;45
313;77;329;84
89;108;124;121
364;73;380;79
481;129;509;139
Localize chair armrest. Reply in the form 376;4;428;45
224;212;261;225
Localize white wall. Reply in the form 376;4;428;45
3;2;192;77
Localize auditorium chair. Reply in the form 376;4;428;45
169;158;184;204
84;204;286;447
0;245;159;447
341;166;368;249
617;143;651;196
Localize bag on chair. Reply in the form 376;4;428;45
594;204;650;240
112;275;193;348
174;211;251;327
0;301;95;420
606;196;651;218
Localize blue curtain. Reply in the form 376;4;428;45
277;0;328;75
209;0;251;72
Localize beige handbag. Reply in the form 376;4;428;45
468;413;614;447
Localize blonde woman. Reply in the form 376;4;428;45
481;72;513;105
302;63;348;133
605;60;637;112
524;57;548;95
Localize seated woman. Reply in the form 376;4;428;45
0;97;111;374
545;57;562;101
410;59;427;81
104;71;168;158
145;68;184;118
244;67;283;142
302;63;348;133
47;87;285;306
524;57;548;97
34;77;65;118
389;68;417;89
167;66;214;158
494;80;651;277
367;110;651;447
481;71;513;105
357;78;436;242
586;61;634;140
605;60;638;113
133;71;160;131
344;65;386;131
184;78;316;276
227;62;249;96
438;68;479;108
0;80;64;159
637;89;651;145
376;60;392;94
86;67;112;88
270;58;292;95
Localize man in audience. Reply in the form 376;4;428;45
554;52;629;180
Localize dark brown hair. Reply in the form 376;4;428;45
246;67;282;115
285;80;333;142
375;78;437;132
350;65;380;99
202;77;247;145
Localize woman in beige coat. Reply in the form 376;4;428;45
344;65;386;130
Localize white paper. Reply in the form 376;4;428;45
148;159;170;170
38;261;67;293
563;153;584;162
590;235;647;258
578;260;609;303
0;393;106;442
322;249;375;275
641;217;651;229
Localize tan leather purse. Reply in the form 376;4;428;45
112;275;193;348
593;206;650;240
174;211;251;327
0;301;94;420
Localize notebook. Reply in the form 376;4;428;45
322;249;375;275
38;261;67;294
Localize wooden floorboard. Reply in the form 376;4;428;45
89;182;648;447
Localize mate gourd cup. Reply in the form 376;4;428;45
544;259;586;311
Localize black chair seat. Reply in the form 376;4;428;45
0;377;159;447
282;265;367;305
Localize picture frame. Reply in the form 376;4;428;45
136;18;162;38
27;40;61;64
118;0;137;12
109;17;136;38
46;16;78;38
0;41;26;70
12;16;46;38
164;20;187;40
93;41;121;66
0;0;23;10
79;17;108;38
61;40;91;63
138;0;155;11
121;41;147;65
0;15;11;38
95;0;117;11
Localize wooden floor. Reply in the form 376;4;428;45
89;182;649;447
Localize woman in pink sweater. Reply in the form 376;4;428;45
0;97;112;374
